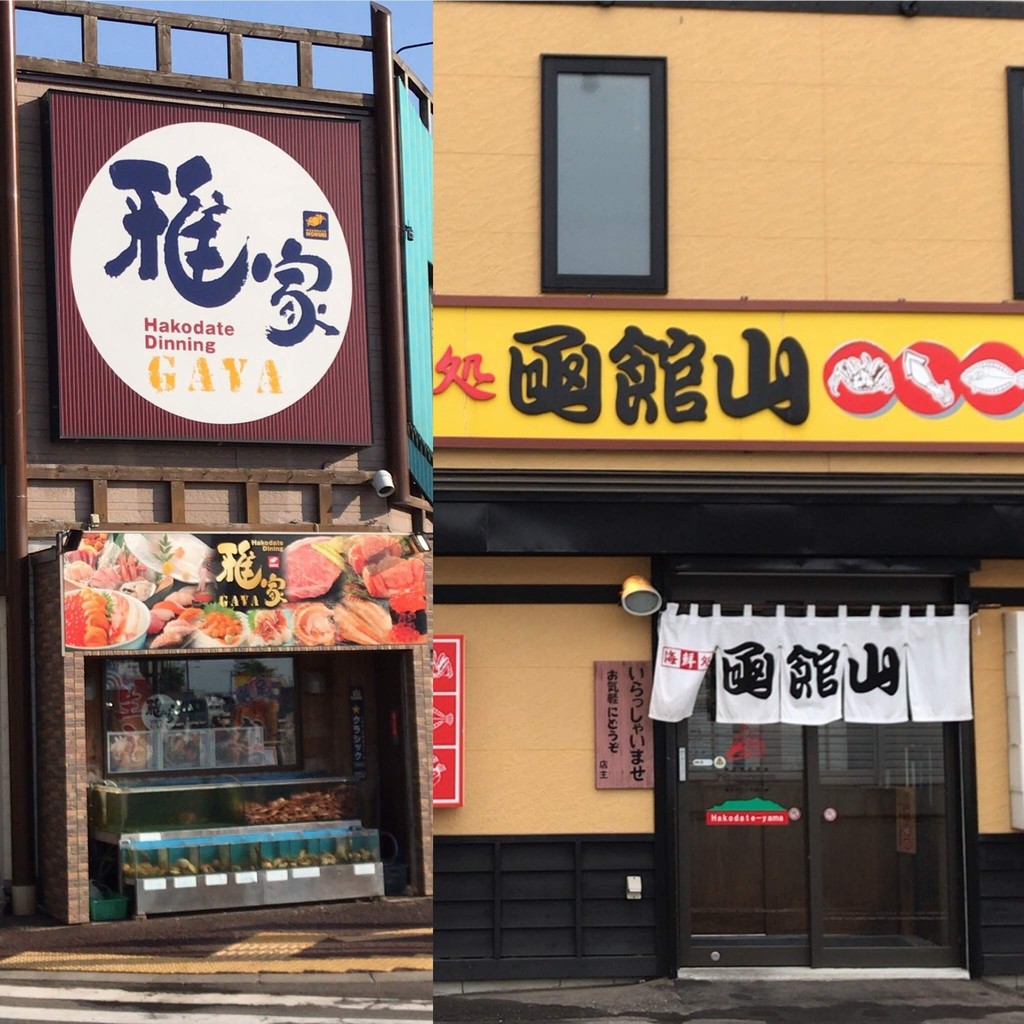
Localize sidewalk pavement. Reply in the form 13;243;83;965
434;976;1024;1023
0;896;431;981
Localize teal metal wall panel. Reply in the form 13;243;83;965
398;81;433;501
409;437;433;502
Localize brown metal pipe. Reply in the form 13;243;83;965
0;1;35;910
370;2;412;506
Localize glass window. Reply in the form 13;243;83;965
542;56;666;292
104;656;298;775
1008;68;1024;297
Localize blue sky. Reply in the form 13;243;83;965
16;1;432;94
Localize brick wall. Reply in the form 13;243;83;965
31;550;89;924
413;550;433;894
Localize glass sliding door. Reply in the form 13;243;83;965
813;721;958;967
679;706;962;968
683;683;810;966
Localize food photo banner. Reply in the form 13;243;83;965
61;531;427;654
434;305;1024;450
48;92;371;444
650;603;972;726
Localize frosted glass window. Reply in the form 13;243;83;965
543;57;665;292
557;73;651;276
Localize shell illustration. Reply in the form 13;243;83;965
961;359;1024;395
433;706;455;730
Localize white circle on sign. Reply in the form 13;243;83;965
70;122;352;425
788;807;802;822
713;755;727;770
823;806;838;822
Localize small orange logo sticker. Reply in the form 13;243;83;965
303;211;329;240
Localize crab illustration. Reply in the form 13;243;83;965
433;650;454;680
827;353;895;397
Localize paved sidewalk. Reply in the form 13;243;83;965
0;897;431;976
434;977;1024;1023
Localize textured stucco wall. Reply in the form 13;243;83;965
434;556;653;835
436;2;1017;303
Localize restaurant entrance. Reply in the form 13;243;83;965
666;569;966;971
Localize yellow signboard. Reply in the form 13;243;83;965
434;305;1024;449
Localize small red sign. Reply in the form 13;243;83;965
432;635;464;807
660;647;712;670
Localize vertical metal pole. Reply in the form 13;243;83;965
371;2;411;506
0;1;35;915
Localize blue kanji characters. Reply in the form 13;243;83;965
103;160;171;282
252;238;339;347
164;155;249;309
104;153;339;347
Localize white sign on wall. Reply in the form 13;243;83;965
651;603;973;725
70;122;353;426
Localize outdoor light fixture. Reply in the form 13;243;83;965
620;575;663;616
372;469;396;497
412;533;431;553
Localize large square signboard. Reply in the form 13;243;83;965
48;92;371;445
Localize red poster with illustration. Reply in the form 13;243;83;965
432;635;464;807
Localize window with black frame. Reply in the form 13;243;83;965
103;656;299;775
1008;67;1024;297
542;55;667;293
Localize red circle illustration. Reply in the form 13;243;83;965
893;341;962;416
960;341;1024;417
823;341;895;416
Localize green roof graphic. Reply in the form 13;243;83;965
709;798;786;812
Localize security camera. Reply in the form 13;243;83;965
372;469;396;498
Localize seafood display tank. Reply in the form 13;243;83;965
90;775;383;914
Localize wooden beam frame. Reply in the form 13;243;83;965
29;464;373;485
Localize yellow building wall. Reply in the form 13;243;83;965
434;4;1024;839
434;557;655;835
971;608;1012;835
970;562;1024;834
435;2;1018;303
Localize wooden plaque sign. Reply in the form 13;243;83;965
595;660;653;790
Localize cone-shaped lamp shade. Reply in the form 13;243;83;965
620;575;663;616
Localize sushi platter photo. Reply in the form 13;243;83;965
61;530;428;653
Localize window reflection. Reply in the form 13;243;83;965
103;657;298;774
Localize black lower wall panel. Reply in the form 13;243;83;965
435;834;660;981
978;834;1024;976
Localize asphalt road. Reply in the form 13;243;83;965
0;975;434;1023
434;979;1024;1024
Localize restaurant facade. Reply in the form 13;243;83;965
433;0;1024;981
0;0;433;923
